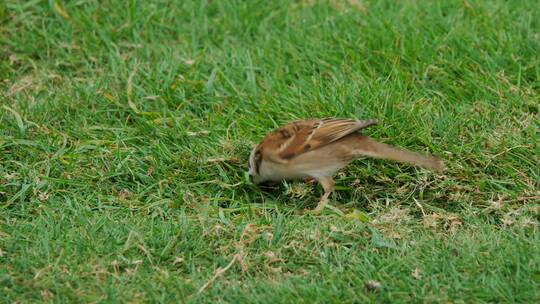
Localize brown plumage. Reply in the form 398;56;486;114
248;118;445;213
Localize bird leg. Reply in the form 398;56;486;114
311;176;334;213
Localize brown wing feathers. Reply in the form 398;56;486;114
310;118;377;145
258;118;378;161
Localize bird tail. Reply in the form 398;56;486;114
346;134;445;171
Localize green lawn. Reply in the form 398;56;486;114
1;0;539;302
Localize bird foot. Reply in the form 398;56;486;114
309;196;329;214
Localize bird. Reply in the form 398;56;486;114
247;118;445;213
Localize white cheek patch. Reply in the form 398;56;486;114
248;149;258;176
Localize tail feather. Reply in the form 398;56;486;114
346;134;445;171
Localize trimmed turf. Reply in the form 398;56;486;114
1;0;539;302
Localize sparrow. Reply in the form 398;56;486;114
248;118;445;213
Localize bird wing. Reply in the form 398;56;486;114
260;118;378;162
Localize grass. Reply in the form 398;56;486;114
1;0;539;302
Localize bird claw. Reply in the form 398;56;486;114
308;196;329;214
